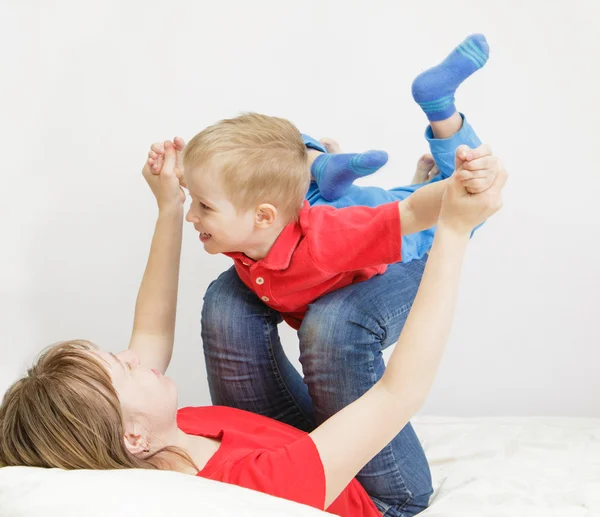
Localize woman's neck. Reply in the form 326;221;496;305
167;429;222;474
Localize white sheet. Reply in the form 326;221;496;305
414;416;600;517
0;416;598;516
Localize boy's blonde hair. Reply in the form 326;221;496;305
184;113;310;221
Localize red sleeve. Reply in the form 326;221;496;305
214;435;326;510
307;202;402;273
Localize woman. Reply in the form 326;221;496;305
0;140;506;517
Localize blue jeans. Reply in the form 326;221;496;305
304;114;482;262
202;259;433;517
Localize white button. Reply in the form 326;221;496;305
255;277;264;285
261;296;270;302
242;262;249;266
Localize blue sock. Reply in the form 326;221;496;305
412;34;490;122
311;151;389;201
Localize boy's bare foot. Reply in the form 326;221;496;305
411;154;439;184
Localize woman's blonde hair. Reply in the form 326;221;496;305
0;340;194;471
184;112;310;221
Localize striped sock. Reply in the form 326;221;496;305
412;34;490;122
311;151;388;201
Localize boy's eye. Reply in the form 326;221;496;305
200;202;211;211
125;362;132;371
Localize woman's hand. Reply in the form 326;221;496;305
440;148;507;234
454;143;501;194
143;138;186;211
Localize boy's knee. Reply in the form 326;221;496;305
203;268;242;303
202;267;259;324
301;299;377;350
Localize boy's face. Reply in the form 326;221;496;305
184;165;256;255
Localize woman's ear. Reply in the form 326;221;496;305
123;425;150;455
254;204;277;228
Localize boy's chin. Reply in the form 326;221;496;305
203;242;230;255
203;244;220;255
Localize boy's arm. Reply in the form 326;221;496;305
128;140;186;374
398;178;449;236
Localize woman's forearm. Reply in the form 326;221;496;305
310;222;471;508
380;223;469;405
129;206;184;371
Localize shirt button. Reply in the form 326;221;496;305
261;296;270;302
242;262;249;266
255;277;264;285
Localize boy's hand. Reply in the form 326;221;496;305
148;136;187;188
440;157;507;234
143;140;186;211
455;144;498;194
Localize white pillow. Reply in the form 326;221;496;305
0;466;328;517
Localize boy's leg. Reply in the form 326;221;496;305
302;133;388;201
302;133;327;153
305;33;489;206
299;258;433;517
201;267;315;431
386;113;482;263
424;113;482;181
411;33;489;179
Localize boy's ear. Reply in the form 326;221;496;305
254;204;277;228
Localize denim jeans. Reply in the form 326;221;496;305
202;258;433;517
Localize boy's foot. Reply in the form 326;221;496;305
311;148;389;201
411;154;439;184
412;34;489;121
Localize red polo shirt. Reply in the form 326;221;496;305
225;201;401;329
178;405;381;516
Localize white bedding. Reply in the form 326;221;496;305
415;416;600;517
1;416;598;516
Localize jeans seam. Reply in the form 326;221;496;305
379;261;427;343
263;311;314;428
364;326;413;517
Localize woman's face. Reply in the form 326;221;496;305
94;349;179;445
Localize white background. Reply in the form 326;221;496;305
1;0;599;416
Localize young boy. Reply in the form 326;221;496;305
151;34;495;330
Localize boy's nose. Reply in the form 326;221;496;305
185;209;197;223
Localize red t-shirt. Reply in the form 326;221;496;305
225;201;401;329
177;406;380;516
